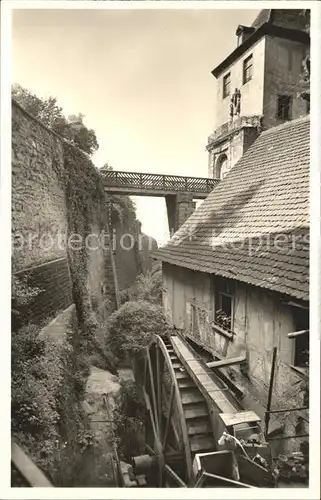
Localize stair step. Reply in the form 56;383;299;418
178;379;195;389
184;403;208;419
189;434;216;453
172;362;183;369
182;391;204;405
170;354;178;360
175;371;188;380
187;418;212;435
136;474;147;486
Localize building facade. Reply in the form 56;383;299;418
157;116;310;452
207;9;310;179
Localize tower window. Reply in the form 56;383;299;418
277;95;292;120
306;99;310;114
243;54;253;84
216;153;229;179
223;73;231;99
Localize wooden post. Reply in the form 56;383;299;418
264;347;277;439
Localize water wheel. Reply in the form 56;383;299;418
141;335;216;487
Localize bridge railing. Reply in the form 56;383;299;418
101;170;219;194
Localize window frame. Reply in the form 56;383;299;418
293;331;309;368
243;54;253;85
277;94;292;121
222;72;231;99
288;307;309;372
214;279;235;333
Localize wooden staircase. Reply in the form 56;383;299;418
164;339;216;456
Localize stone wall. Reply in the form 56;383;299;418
12;102;67;272
15;258;73;327
165;193;196;234
12;100;156;327
12;101;112;327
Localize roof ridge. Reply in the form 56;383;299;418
261;115;310;137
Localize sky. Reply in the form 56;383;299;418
12;7;259;244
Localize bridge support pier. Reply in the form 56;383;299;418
165;193;196;235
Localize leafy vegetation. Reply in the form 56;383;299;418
107;300;168;364
119;262;162;306
12;84;99;155
11;274;43;330
11;277;95;485
112;380;146;460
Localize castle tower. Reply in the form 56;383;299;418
207;9;310;179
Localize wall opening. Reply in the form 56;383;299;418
216;153;229;179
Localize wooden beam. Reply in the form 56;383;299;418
219;410;261;427
288;329;309;338
11;441;53;487
207;355;246;369
164;464;187;487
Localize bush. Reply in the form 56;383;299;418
11;321;94;484
112;380;146;460
119;264;163;306
106;300;168;363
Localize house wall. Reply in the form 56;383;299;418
213;38;266;130
208;34;309;178
162;263;308;452
208;126;259;179
263;36;308;129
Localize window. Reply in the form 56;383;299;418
243;54;253;84
216;153;229;180
223;73;231;99
306;99;310;114
215;279;234;331
277;95;292;121
293;308;309;368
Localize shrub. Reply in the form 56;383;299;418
119;264;163;306
11;320;94;484
106;300;168;362
112;380;146;460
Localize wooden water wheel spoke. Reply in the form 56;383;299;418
147;350;160;437
144;389;158;443
156;346;163;439
163;384;175;450
164;464;187;487
143;335;194;486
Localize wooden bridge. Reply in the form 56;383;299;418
101;170;219;198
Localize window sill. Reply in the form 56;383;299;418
211;322;234;340
242;78;252;86
289;365;309;378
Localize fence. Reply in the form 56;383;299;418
101;171;219;195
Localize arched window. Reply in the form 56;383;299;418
216;154;229;179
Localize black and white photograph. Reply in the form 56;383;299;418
1;0;320;496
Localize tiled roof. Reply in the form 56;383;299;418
156;117;310;302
